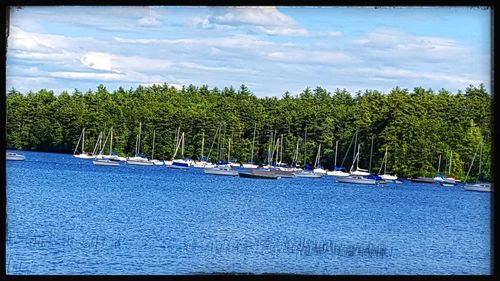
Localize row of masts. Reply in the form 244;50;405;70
75;125;471;174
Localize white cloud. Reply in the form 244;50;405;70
267;50;359;65
138;16;161;27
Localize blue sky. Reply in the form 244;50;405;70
7;6;491;97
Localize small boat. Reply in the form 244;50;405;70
204;165;238;176
241;163;259;169
440;178;457;187
327;168;350;177
73;127;95;159
127;156;155;166
238;169;280;179
270;168;295;178
410;177;435;184
464;182;492;192
192;160;215;168
93;159;120;166
167;132;192;169
463;140;491;192
336;175;377;185
6;152;25;161
293;170;322;178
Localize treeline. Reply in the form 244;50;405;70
6;83;492;181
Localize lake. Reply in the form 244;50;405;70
5;150;492;275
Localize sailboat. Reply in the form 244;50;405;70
73;128;95;159
313;144;327;174
326;140;350;177
149;129;164;165
242;123;259;169
93;127;120;166
204;137;238;176
440;151;458;186
127;122;154;166
349;131;370;176
464;141;492;192
293;127;321;178
193;132;215;168
167;131;192;169
378;146;398;181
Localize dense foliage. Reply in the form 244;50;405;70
6;83;492;181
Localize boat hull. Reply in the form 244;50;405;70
73;153;95;159
293;171;322;178
204;167;238;176
336;176;377;185
6;153;25;161
127;160;155;166
93;160;120;166
464;183;492;192
238;170;280;179
326;171;350;177
380;174;398;181
410;177;435;184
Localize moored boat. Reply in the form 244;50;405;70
93;159;120;166
6;152;25;161
238;169;280;179
336;175;377;185
410;177;435;184
293;170;322;178
464;182;492;192
204;165;238;176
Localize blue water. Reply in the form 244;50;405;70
6;150;492;275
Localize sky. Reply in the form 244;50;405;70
6;6;492;98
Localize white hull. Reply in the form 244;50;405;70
326;170;350;177
336;176;378;185
230;163;241;168
350;170;370;176
464;183;492;192
73;153;95;159
204;167;238;176
313;168;328;175
242;163;259;169
93;159;120;166
164;160;173;166
127;157;154;166
151;159;164;166
293;171;322;178
193;161;215;168
6;153;25;161
380;174;398;181
95;154;127;162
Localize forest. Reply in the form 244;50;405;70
5;83;492;181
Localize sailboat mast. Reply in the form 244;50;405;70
227;138;231;162
181;132;185;158
250;123;256;164
356;143;361;170
152;129;156;159
109;127;113;156
280;134;283;164
334;140;338;168
368;136;373;172
82;128;86;153
352;130;358;164
384;146;388;174
303;127;307;168
478;141;483;178
449;151;453;175
138;122;142;156
437;154;441;174
201;132;204;160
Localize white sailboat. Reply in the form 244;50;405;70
94;127;120;166
349;131;370;176
205;137;238;176
73;128;95;159
440;151;458;186
293;127;321;178
378;146;398;181
313;144;327;174
167;131;192;169
326;140;350;177
242;123;259;169
193;132;215;168
464;140;492;192
149;129;164;165
127;122;154;166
